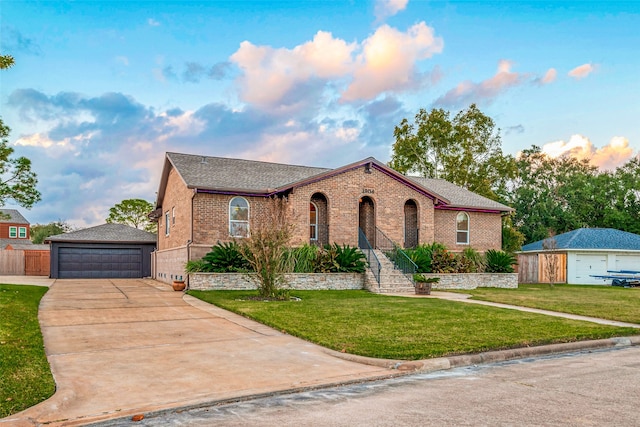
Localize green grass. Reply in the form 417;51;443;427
0;285;55;418
188;290;637;360
457;284;640;324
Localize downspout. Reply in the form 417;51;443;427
187;189;196;289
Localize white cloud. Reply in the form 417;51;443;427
568;63;595;80
374;0;409;22
148;18;160;27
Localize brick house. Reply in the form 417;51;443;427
151;152;512;283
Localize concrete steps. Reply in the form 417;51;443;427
365;250;415;294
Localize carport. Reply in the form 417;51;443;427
47;223;156;279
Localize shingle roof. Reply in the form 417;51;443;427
46;223;157;244
0;238;30;249
158;152;512;212
0;209;29;224
521;228;640;252
407;177;512;211
168;152;330;193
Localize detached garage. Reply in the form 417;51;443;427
519;228;640;285
47;223;156;279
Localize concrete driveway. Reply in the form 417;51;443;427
7;279;392;426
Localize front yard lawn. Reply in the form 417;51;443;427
458;284;640;324
188;290;637;360
0;285;55;418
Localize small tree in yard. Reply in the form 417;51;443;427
542;234;559;288
239;196;293;299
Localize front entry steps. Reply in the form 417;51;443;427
365;250;415;294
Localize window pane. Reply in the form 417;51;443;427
9;227;17;238
230;222;249;238
310;224;317;240
230;197;249;221
19;227;27;238
456;213;468;231
457;231;468;244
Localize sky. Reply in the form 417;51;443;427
1;0;639;228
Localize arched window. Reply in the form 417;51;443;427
456;212;469;244
229;197;249;237
309;202;318;240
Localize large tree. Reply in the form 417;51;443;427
507;146;640;243
31;220;73;244
389;104;516;200
0;54;41;208
106;198;156;232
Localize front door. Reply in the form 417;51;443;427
358;196;375;247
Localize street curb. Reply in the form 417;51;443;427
322;335;640;373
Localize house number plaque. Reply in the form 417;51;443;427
362;188;375;194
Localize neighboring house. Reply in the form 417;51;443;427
151;153;512;284
0;209;32;248
47;223;156;279
0;209;50;276
518;228;640;285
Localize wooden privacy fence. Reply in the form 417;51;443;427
0;249;50;276
518;252;567;284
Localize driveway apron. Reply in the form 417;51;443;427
9;279;392;426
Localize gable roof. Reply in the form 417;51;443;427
46;223;157;244
521;228;640;252
155;152;512;212
0;209;29;224
407;177;512;212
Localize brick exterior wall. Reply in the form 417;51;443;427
157;167;193;251
288;165;436;247
433;210;502;252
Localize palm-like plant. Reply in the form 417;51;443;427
485;249;517;273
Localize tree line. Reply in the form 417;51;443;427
390;104;639;249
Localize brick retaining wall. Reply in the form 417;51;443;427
189;273;365;290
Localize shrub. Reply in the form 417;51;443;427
315;244;366;273
284;244;319;273
184;259;213;273
485;249;517;273
430;247;459;273
202;241;252;273
405;242;447;273
460;247;485;273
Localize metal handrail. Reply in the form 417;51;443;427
358;228;381;288
375;227;418;283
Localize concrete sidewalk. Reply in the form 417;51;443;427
4;279;393;426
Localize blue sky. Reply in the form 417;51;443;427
1;0;639;228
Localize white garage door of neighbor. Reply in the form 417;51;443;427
615;255;640;272
574;254;607;284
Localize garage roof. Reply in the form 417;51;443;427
521;228;640;252
47;223;157;244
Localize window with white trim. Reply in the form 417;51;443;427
165;211;170;236
9;226;17;238
309;202;318;240
229;197;249;237
18;227;27;238
456;212;469;244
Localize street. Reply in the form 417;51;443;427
101;345;640;426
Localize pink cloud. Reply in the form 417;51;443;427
542;134;635;170
230;22;443;109
435;59;526;106
341;22;443;102
540;68;557;84
568;63;595;80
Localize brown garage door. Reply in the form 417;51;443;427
58;247;143;279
